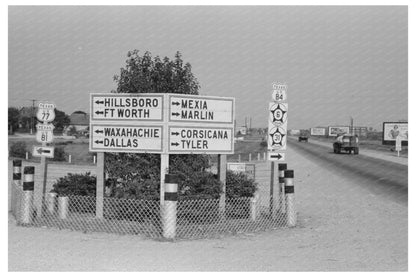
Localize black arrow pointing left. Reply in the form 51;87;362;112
95;130;104;134
95;100;104;105
95;140;104;144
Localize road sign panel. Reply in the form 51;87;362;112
90;93;164;121
268;152;285;161
33;146;54;158
168;126;234;154
169;94;234;124
269;102;288;126
89;124;163;153
36;102;56;122
271;82;287;102
36;123;54;143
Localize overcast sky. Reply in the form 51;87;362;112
8;6;407;130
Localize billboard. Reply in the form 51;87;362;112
310;127;326;136
383;122;408;144
328;126;350;137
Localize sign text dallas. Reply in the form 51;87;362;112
89;93;235;154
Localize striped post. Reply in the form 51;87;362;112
278;163;287;214
11;160;22;213
21;166;35;224
163;174;178;239
284;170;296;227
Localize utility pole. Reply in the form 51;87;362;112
350;116;354;136
29;99;37;134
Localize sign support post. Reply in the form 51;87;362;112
95;152;105;219
218;154;227;219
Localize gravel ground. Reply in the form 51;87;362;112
8;146;407;271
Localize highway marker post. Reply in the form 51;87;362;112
278;163;287;214
163;174;178;239
284;170;296;227
58;196;69;219
11;160;22;213
21;166;35;224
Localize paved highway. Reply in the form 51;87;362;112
288;137;408;205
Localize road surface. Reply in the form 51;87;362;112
288;137;408;205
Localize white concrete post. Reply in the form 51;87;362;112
47;192;57;214
250;191;259;221
248;153;252;162
284;170;296;227
257;153;261;161
21;166;35;224
68;155;72;163
163;174;178;239
58;196;69;219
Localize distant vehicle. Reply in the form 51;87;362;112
298;130;309;142
333;134;359;154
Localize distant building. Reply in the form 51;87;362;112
236;126;247;136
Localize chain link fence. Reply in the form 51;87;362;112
11;181;295;239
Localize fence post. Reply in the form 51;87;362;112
25;152;29;160
21;166;35;224
248;153;252;162
93;155;96;164
284;170;296;227
163;174;178;239
250;191;259;221
68;155;72;163
11;160;22;213
278;163;287;214
263;152;266;160
238;154;241;162
257;153;260;161
58;196;69;219
47;192;57;214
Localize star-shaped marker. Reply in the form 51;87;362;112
269;127;286;147
270;103;287;125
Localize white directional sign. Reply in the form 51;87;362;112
36;123;54;143
268;152;285;161
169;95;234;124
36;102;56;122
268;102;288;150
33;146;54;158
90;124;163;153
91;93;164;121
168;126;234;154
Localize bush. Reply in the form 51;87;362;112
51;172;96;197
260;139;267;148
52;147;66;161
9;141;28;158
226;170;257;198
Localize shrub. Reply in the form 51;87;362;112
260;139;268;148
9;141;28;158
51;172;96;197
52;147;66;161
225;170;257;198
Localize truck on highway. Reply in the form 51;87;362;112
298;129;309;142
333;134;359;154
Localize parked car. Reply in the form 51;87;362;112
333;134;359;154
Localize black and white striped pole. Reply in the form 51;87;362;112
21;166;35;224
284;170;296;227
278;163;287;214
163;174;178;239
11;160;22;213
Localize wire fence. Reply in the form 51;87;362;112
11;182;295;240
